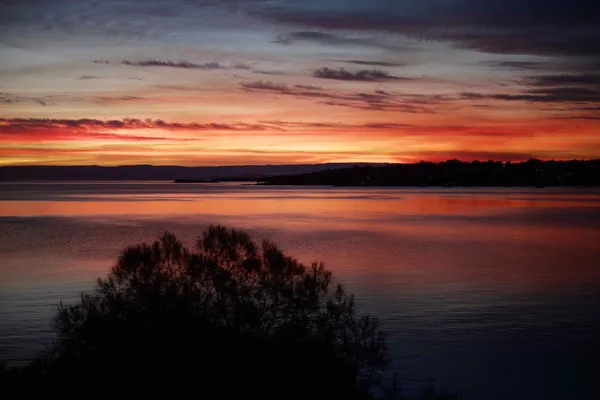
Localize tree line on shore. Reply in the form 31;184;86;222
258;159;600;187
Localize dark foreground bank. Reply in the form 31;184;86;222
0;225;458;399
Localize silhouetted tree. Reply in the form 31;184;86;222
2;226;386;398
1;226;461;399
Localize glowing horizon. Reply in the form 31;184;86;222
1;0;598;166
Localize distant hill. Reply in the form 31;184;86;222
0;163;382;181
258;159;600;187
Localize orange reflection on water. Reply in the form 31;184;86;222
1;188;599;294
0;193;586;218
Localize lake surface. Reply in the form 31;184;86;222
0;182;599;399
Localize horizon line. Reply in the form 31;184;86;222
1;158;599;168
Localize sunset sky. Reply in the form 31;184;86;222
1;0;599;166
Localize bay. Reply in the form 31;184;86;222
0;182;599;399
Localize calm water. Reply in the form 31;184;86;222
0;182;599;399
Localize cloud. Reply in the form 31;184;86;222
241;81;290;92
252;0;600;57
548;105;600;120
480;61;547;70
0;118;276;134
241;81;334;99
259;120;553;140
260;121;415;130
240;81;435;113
251;69;290;76
553;116;600;120
4;0;597;60
312;67;407;82
294;84;322;90
0;91;149;107
92;96;145;104
0;123;196;143
233;63;252;70
527;74;600;87
121;59;288;77
462;87;600;103
319;100;435;113
241;80;347;102
122;60;227;69
430;27;599;57
361;122;415;129
460;70;600;120
461;69;600;120
272;31;411;52
344;60;406;67
571;106;600;111
0;93;58;106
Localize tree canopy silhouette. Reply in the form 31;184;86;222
3;225;388;398
2;225;461;399
258;159;600;187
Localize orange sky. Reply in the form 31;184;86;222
1;0;599;166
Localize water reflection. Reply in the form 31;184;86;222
0;183;599;399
